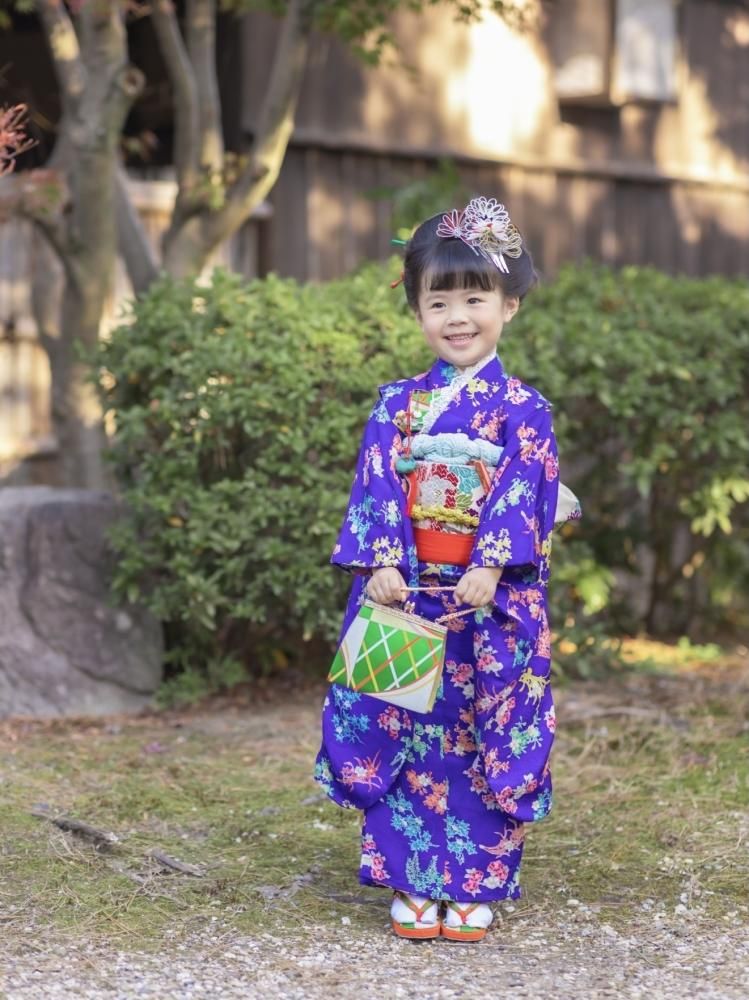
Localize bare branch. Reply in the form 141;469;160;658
202;0;311;248
76;1;142;149
116;166;160;294
151;0;201;192
37;0;86;112
68;0;144;309
148;849;206;876
31;807;119;849
186;0;223;172
12;170;73;276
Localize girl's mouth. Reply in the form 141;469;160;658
445;333;478;345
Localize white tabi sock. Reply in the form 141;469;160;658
390;891;439;927
442;901;494;930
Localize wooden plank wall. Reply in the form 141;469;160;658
252;0;749;282
266;145;749;282
0;218;52;475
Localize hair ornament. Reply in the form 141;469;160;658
437;197;523;274
435;209;466;240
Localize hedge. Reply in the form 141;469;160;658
95;261;749;689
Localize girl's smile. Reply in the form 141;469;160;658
444;331;478;344
416;283;519;368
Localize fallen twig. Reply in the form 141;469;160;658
147;849;206;877
561;705;671;725
30;808;119;849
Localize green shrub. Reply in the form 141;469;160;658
504;263;749;641
97;265;431;682
96;261;749;691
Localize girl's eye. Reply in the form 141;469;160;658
430;302;446;309
467;297;483;304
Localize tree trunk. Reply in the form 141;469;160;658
33;0;144;488
162;212;214;279
53;278;110;490
31;234;110;489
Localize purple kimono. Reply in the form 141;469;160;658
314;354;560;902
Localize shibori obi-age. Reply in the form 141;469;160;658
314;197;581;942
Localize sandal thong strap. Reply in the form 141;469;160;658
395;890;435;923
446;901;481;925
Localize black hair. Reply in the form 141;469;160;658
403;210;538;311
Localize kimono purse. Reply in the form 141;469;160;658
327;600;447;715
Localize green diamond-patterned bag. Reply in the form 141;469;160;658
327;601;447;715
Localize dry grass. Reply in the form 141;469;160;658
526;663;749;922
1;643;747;951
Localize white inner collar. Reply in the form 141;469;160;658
421;351;497;433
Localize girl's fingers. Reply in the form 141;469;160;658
368;585;404;604
458;587;490;608
367;571;408;605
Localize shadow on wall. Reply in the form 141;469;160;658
251;1;749;281
267;144;749;283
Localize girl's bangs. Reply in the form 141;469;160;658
423;238;499;293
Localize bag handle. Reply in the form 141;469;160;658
400;585;485;624
435;606;483;623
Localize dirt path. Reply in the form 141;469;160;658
3;909;749;999
2;659;748;999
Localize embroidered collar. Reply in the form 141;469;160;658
418;353;505;432
377;353;506;425
428;352;505;391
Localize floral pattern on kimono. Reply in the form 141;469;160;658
315;354;564;901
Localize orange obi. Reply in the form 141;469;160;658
413;527;476;567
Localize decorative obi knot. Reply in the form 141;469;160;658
400;432;499;538
410;433;502;467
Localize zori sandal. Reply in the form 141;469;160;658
390;890;440;939
440;901;493;942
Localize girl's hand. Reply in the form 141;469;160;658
366;567;408;605
454;567;502;608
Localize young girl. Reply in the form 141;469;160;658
314;198;579;942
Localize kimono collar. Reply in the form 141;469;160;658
426;351;506;391
378;352;507;425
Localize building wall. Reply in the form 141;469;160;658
242;0;749;281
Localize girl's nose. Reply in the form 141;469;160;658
447;305;469;326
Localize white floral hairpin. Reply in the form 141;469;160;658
435;197;523;274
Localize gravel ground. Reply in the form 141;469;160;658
3;905;749;1000
5;667;748;1000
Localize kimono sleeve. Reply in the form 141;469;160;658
468;402;559;579
330;400;409;578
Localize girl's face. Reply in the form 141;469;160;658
416;280;519;369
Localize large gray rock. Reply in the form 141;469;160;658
0;487;163;717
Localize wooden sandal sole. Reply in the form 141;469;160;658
440;923;488;942
392;918;441;940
